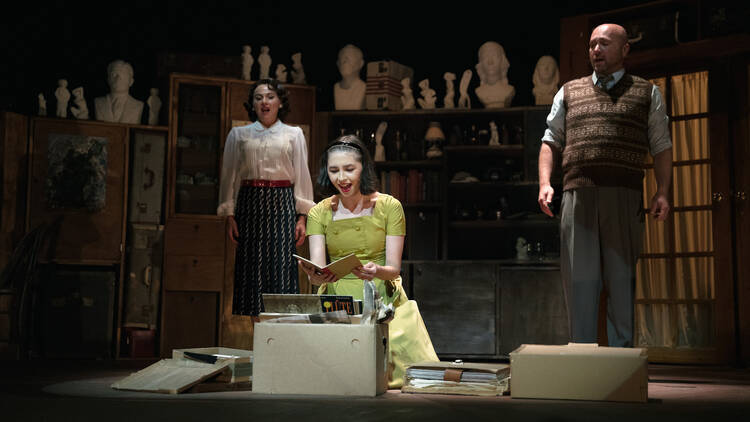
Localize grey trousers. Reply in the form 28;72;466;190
560;186;644;347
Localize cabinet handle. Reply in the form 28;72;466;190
712;192;724;203
737;191;747;202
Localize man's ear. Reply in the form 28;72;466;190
622;42;630;58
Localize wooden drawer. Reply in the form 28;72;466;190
164;254;224;291
165;219;225;256
161;291;219;357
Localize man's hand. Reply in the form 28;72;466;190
650;192;670;221
538;184;555;217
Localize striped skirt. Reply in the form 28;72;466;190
232;184;299;316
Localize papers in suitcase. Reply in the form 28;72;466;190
402;360;510;396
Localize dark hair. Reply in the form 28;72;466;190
243;78;291;121
317;135;379;196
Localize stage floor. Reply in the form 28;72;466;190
1;360;748;421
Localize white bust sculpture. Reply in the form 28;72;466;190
334;44;366;110
374;121;387;162
70;86;89;120
443;72;456;109
147;88;162;126
417;79;436;109
38;93;47;116
241;45;254;81
275;64;288;82
475;41;515;108
401;77;415;110
94;59;144;124
457;69;472;109
55;78;70;118
532;55;560;105
291;52;306;84
258;46;271;79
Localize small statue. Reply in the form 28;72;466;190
241;45;254;81
291;52;306;84
275;64;288;82
457;69;472;109
55;78;70;118
70;86;89;120
417;79;436;109
374;121;387;162
401;77;415;110
516;237;529;260
38;93;47;116
147;88;162;126
532;55;559;105
334;44;366;110
475;41;515;108
258;45;271;79
443;72;456;109
489;121;500;146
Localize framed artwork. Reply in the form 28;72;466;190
29;118;128;263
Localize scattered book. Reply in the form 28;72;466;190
293;253;362;279
401;360;510;396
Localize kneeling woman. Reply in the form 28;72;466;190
300;135;438;388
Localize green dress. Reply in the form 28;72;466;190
306;193;438;388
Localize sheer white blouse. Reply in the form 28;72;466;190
217;120;315;216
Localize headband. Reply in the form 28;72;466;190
327;140;363;154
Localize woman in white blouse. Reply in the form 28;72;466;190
217;78;315;316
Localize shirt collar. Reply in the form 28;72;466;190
592;68;625;90
251;119;282;133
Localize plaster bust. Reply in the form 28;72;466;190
532;55;559;105
474;41;515;108
333;44;366;110
94;59;144;124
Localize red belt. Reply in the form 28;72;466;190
241;179;292;188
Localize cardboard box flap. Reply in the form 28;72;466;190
511;343;647;359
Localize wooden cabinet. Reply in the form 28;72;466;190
411;261;568;359
161;74;316;355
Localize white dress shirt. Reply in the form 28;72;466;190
217;120;315;216
541;69;672;156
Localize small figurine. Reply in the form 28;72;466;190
489;120;500;146
374;121;387;162
400;77;415;110
457;69;472;109
275;63;288;82
516;237;529;260
147;88;162;126
241;45;254;81
532;55;560;105
417;79;436;109
38;93;47;116
55;78;70;118
291;52;306;84
258;45;271;79
443;72;456;109
70;86;89;120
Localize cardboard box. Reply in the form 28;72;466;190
252;322;388;396
365;61;413;111
172;346;253;382
509;343;648;402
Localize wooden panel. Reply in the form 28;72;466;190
221;315;254;351
164;254;224;291
165;218;225;256
0;112;28;270
28;118;127;262
160;291;219;357
559;14;592;84
412;262;497;356
227;81;252;127
499;268;569;355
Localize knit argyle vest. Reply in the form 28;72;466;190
562;73;652;191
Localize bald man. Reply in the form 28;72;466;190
537;23;673;347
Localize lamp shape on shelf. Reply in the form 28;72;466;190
424;121;445;159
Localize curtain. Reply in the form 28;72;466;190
636;71;713;349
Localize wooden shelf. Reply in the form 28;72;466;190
403;202;442;209
444;144;524;155
449;219;558;229
328;105;550;118
375;160;443;169
448;181;538;188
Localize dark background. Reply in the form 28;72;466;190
0;1;655;117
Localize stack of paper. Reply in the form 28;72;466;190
401;361;510;396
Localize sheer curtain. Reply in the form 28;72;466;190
636;71;713;349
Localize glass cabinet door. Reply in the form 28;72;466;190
174;83;222;215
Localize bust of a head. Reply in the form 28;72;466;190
337;44;364;81
533;55;559;88
107;59;134;95
476;41;509;85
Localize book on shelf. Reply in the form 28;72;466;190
293;253;362;279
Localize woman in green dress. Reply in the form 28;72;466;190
299;134;438;388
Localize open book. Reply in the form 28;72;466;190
293;253;362;279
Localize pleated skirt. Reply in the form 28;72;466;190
232;184;298;316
